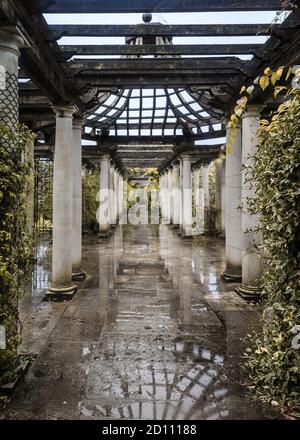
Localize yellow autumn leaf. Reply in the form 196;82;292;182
240;85;246;93
274;86;287;98
230;114;238;125
294;68;300;78
273;334;284;345
264;67;272;76
286;67;292;81
259;75;270;91
237;95;248;107
276;66;284;79
246;85;255;94
253;76;260;85
234;106;243;117
260;119;270;125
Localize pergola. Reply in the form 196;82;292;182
0;0;297;171
1;0;299;299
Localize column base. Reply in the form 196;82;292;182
98;231;111;239
221;271;242;283
72;270;86;281
235;284;261;302
45;282;77;301
182;234;193;240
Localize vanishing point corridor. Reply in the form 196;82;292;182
2;225;278;420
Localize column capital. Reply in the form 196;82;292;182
52;105;76;119
0;27;24;52
100;153;111;161
73;117;84;129
242;104;263;119
181;153;191;161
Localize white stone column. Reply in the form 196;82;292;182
99;154;111;237
47;105;77;299
237;105;263;299
110;164;116;227
114;168;119;223
182;154;193;237
72;117;85;280
202;164;210;233
118;173;125;224
0;28;24;127
222;123;242;282
172;163;181;227
215;157;223;235
221;155;226;235
167;167;173;224
179;160;184;232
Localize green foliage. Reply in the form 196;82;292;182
34;159;53;231
245;88;300;414
82;171;100;233
0;123;35;384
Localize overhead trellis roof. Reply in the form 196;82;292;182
85;87;222;139
3;0;298;170
84;15;223;141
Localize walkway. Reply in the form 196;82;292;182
1;225;279;420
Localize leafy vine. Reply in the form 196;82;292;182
0;123;35;385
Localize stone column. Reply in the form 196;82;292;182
237;106;263;300
110;165;116;227
202;164;210;233
172;163;181;227
222;123;242;282
215;158;223;235
99;154;111;237
167;167;173;224
182;154;193;237
179;160;184;232
118;173;124;225
114;168;119;224
72;117;85;280
47;105;77;299
221;155;226;235
0;28;24;127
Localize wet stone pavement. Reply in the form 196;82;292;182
1;225;279;420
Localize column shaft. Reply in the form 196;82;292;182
222;124;242;282
172;164;181;226
238;106;263;298
47;106;77;299
182;155;193;237
72;118;85;280
99;155;111;236
202;165;210;233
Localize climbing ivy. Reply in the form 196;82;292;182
244;88;300;416
82;170;100;233
0;123;35;385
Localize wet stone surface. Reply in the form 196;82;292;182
1;225;280;420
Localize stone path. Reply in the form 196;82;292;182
1;225;279;420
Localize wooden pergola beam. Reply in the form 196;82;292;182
50;24;279;40
69;57;250;73
0;0;80;106
38;0;291;13
58;44;262;58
